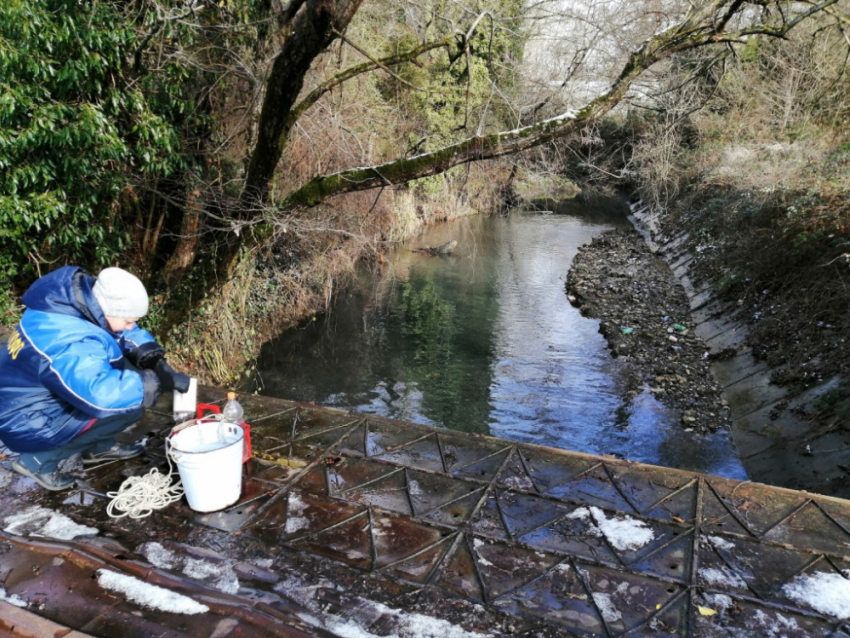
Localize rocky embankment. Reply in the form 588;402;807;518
566;229;730;434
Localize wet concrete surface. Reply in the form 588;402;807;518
2;388;850;636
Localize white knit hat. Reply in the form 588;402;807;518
92;267;149;318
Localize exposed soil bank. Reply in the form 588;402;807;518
566;229;730;435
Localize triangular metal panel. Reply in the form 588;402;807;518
491;562;606;636
471;537;561;600
365;420;434;457
281;490;366;542
764;501;850;556
382;535;456;585
434;537;485;602
707;480;809;536
497;491;569;539
453;449;512;482
372;513;446;569
293;408;361;441
327;457;399;496
544;463;637;513
707;534;816;600
606;465;693;516
692;597;835;637
644;482;698;525
376;435;445;473
578;562;686;636
496;448;536;492
406;469;482;518
513;449;599;498
518;508;619;565
439;434;512;475
344;470;412;515
470;490;510;540
627;531;694;583
289;511;372;569
422;487;487;528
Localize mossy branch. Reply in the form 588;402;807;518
278;0;841;211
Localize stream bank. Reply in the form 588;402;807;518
567;205;850;498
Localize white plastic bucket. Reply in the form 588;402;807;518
169;419;244;512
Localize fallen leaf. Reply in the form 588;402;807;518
698;606;718;616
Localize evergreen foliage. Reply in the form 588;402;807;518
0;0;184;284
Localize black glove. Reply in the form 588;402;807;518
140;369;162;408
125;341;165;370
154;359;191;393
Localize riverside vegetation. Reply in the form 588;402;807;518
1;0;848;411
558;13;850;450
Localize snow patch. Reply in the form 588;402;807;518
275;574;492;638
567;507;654;551
4;505;98;540
183;558;239;595
328;598;490;638
96;569;208;615
0;587;27;608
752;609;801;637
699;567;747;589
286;492;310;535
140;542;177;569
782;572;850;619
472;539;495;568
591;592;622;624
407;480;423;496
707;535;735;551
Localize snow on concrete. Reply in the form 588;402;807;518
96;569;209;615
138;542;240;595
566;506;655;551
782;572;850;619
0;587;27;608
407;480;423;496
751;609;801;638
591;592;622;624
707;536;735;551
285;492;310;535
139;542;177;570
699;567;748;589
327;600;492;638
275;574;492;638
472;539;495;568
3;505;98;540
183;557;239;595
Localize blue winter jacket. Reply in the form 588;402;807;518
0;266;157;452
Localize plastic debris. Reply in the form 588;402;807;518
621;327;635;335
698;606;718;616
673;324;687;331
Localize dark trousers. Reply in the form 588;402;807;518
17;408;144;474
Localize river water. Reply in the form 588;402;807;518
254;200;747;479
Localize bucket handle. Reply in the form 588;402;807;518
197;403;221;419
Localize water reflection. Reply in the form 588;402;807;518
253;205;747;479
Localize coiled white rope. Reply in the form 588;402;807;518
106;437;184;519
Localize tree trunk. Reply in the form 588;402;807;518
241;0;364;208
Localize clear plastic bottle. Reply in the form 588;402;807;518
222;391;244;423
222;391;251;462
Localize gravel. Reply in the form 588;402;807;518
566;229;730;434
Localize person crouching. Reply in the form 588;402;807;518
0;266;189;490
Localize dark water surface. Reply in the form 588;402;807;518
253;203;747;479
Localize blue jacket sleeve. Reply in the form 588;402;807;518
37;334;148;418
119;326;157;352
